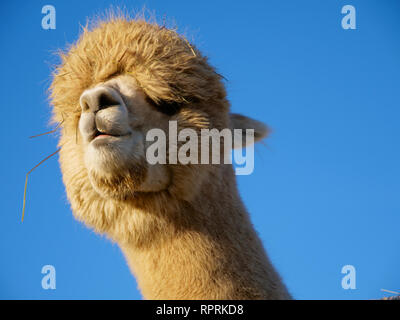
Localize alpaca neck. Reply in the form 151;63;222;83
120;167;290;299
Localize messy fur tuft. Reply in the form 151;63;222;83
50;13;227;135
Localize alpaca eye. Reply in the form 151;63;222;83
145;97;181;116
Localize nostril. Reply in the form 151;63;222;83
80;94;91;112
82;101;90;112
98;93;119;111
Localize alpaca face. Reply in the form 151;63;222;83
50;20;236;204
78;75;171;199
50;19;268;240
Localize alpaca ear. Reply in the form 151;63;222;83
229;113;269;148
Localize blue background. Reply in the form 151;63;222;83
0;0;399;299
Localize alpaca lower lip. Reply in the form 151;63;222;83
95;134;127;139
95;134;118;139
90;134;128;147
91;130;130;141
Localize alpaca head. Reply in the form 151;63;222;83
50;17;268;242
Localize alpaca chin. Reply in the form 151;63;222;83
85;131;143;169
84;140;147;199
87;163;147;200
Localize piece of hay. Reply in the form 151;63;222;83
21;148;61;222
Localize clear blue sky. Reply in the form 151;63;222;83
0;0;399;300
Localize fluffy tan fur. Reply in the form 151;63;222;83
50;15;291;299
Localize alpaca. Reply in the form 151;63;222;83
50;17;291;299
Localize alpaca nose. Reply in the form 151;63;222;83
79;86;121;113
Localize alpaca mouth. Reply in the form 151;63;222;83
91;129;130;141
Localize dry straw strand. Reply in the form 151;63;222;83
381;289;400;295
29;120;64;139
21;148;61;222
